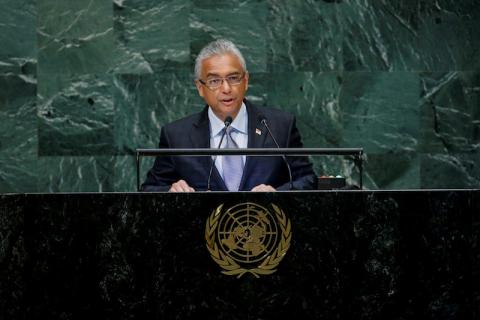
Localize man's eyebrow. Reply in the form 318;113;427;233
206;72;241;78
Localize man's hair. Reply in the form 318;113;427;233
194;39;247;80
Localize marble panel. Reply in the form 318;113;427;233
38;74;114;156
266;0;344;72
415;0;480;71
114;155;154;192
244;72;270;107
190;0;268;73
113;70;203;155
420;71;480;153
341;0;479;71
0;74;38;192
420;152;480;189
268;72;343;148
342;0;424;71
37;156;115;192
0;157;38;193
37;0;114;76
339;71;420;153
0;59;37;76
364;152;420;190
0;0;36;62
263;71;349;181
113;0;190;74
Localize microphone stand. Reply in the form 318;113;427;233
207;116;233;191
260;117;294;190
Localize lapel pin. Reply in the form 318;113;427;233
255;128;262;135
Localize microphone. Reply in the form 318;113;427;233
207;116;233;191
258;113;293;190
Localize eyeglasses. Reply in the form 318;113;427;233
198;73;245;90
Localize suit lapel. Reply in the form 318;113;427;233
190;106;228;191
190;106;210;148
238;100;267;190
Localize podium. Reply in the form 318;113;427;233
0;190;478;319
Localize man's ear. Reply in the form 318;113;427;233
244;72;249;91
195;80;204;98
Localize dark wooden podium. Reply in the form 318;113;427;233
0;190;478;319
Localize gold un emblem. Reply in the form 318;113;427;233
205;202;291;278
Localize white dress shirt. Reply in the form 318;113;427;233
208;103;248;180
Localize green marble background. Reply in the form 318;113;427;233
0;0;478;192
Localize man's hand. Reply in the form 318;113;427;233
169;180;195;192
251;184;276;192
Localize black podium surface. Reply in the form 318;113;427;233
0;190;478;319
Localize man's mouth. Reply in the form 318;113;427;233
221;98;235;105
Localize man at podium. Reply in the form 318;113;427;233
142;39;316;192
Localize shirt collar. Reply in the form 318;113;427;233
208;102;248;137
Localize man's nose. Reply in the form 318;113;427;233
220;79;232;92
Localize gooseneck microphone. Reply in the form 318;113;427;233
207;116;233;191
258;113;293;190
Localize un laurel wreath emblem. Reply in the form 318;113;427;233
205;202;292;278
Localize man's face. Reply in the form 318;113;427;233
195;53;249;121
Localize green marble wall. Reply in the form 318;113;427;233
0;0;478;192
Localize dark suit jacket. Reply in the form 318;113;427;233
141;99;317;191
